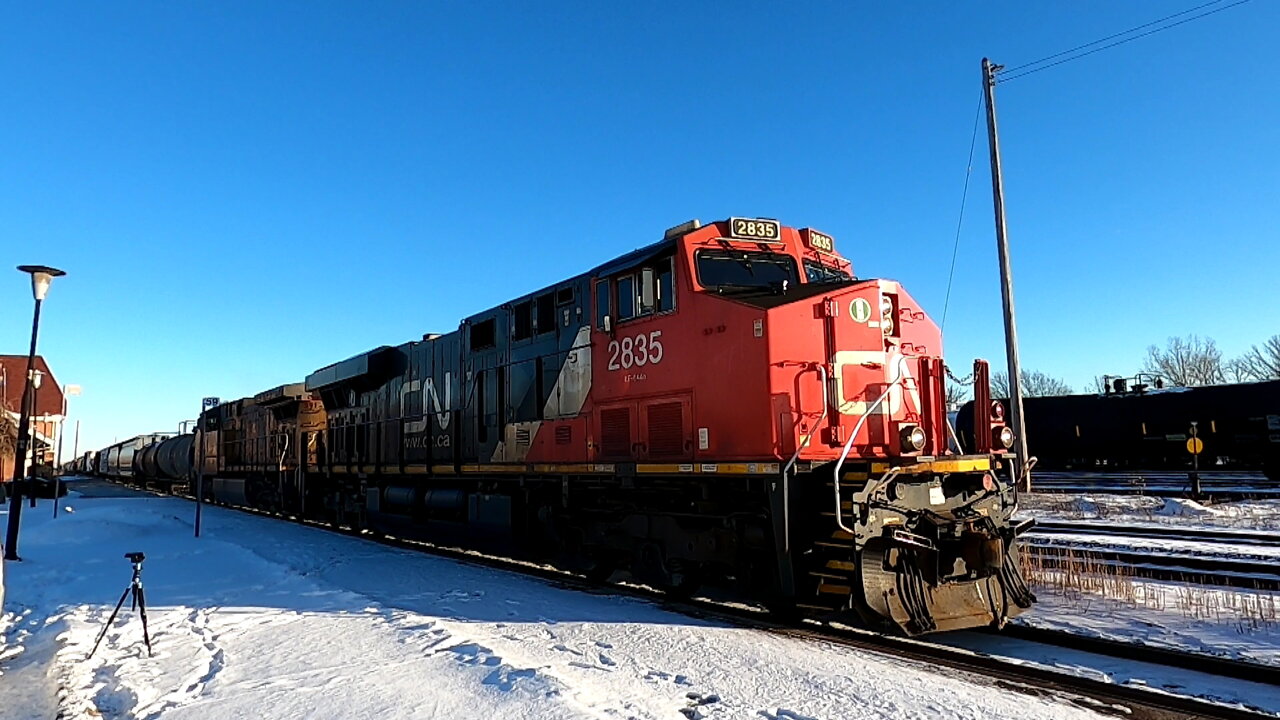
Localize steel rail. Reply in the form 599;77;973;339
1024;544;1280;591
993;624;1280;687
1031;521;1280;548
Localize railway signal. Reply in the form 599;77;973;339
195;396;220;538
1188;421;1202;498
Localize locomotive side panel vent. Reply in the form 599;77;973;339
647;401;685;458
555;425;572;445
600;407;632;458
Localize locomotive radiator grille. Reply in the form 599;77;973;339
646;402;685;458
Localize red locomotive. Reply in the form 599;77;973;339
103;217;1033;635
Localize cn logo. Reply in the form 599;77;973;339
400;372;452;432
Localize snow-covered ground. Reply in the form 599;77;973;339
1014;493;1280;670
2;488;1122;720
1020;492;1280;531
1017;581;1280;666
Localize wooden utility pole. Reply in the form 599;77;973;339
982;58;1030;491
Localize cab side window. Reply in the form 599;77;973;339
655;257;674;313
617;275;636;320
594;279;611;329
599;256;677;327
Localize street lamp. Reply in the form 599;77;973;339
27;369;43;509
54;384;81;518
4;264;66;562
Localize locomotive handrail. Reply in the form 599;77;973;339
782;364;828;552
946;416;964;455
782;364;828;478
832;354;910;535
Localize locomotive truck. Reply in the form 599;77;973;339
94;217;1033;635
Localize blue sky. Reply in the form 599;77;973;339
2;2;1276;458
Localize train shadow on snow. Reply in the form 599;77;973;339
4;479;733;630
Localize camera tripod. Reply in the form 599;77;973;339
88;552;153;659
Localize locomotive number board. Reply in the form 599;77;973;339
802;228;835;254
728;217;781;242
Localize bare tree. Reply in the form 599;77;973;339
1234;335;1280;381
945;382;970;410
1142;335;1224;387
0;412;15;465
1224;357;1255;383
992;369;1074;398
1089;375;1110;394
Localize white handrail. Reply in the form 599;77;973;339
781;364;828;553
946;416;964;455
832;355;910;534
783;364;828;478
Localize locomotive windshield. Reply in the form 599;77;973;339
695;249;799;294
803;260;852;284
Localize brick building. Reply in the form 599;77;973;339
1;355;65;481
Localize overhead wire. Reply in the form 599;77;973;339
940;90;984;334
1002;0;1229;74
943;0;1252;328
999;0;1253;83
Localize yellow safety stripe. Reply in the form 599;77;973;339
635;462;781;474
209;461;784;476
865;456;991;476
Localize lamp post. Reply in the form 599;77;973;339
27;369;43;509
54;384;81;518
4;265;66;562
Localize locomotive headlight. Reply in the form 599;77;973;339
997;425;1015;449
990;401;1005;421
900;425;927;452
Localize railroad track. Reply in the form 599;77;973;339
1028;471;1279;499
1026;522;1280;588
1024;542;1280;591
1032;520;1280;548
72;479;1280;720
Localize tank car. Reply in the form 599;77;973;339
126;217;1031;635
958;378;1280;479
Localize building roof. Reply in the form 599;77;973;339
0;355;64;417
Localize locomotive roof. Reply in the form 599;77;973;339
589;238;675;278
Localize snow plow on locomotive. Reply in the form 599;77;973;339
91;217;1034;635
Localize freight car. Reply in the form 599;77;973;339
958;378;1280;479
100;217;1033;635
98;433;180;481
